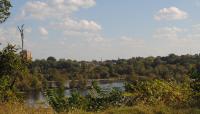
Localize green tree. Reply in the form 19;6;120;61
0;0;12;23
190;66;200;107
47;56;56;62
0;44;29;102
0;44;28;90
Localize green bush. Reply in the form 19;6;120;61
86;85;124;112
68;91;87;110
0;76;17;102
46;88;68;113
124;79;191;106
190;67;200;107
46;79;197;113
46;82;125;113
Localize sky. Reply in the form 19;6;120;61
1;0;200;60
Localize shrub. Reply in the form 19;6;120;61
0;75;17;102
86;85;124;112
190;67;200;107
68;90;87;110
46;88;68;113
124;79;191;106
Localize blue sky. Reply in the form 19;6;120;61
1;0;200;60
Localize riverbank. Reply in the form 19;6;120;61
0;102;199;114
24;80;125;107
47;78;126;89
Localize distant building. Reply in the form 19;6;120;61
20;50;32;61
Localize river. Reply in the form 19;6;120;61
25;80;125;107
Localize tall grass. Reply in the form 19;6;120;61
0;102;53;114
0;102;200;114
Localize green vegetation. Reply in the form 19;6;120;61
0;44;28;102
0;44;45;100
190;66;200;107
0;103;200;114
124;79;191;106
44;78;198;113
0;0;12;23
28;53;200;90
0;44;200;113
1;1;199;113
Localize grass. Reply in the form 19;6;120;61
0;102;200;114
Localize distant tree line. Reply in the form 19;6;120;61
1;43;200;91
29;54;200;83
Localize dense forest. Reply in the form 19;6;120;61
31;53;200;81
25;53;200;89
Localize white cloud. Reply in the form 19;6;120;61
22;1;50;20
55;18;101;31
25;27;32;33
53;0;65;4
154;27;185;40
39;27;48;36
0;27;20;43
153;26;200;51
63;30;104;43
17;0;102;42
188;24;200;38
68;0;96;8
19;0;96;20
119;36;145;47
154;7;188;21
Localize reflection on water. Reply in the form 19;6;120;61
25;80;125;107
25;91;48;107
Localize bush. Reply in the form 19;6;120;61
86;85;124;112
190;67;200;107
68;91;87;110
124;79;191;106
46;88;68;113
46;82;125;113
0;76;17;102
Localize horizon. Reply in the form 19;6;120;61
32;53;200;62
1;0;200;60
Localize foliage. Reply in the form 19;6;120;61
190;66;200;107
46;81;125;113
68;91;86;110
46;88;68;113
0;44;29;101
86;87;124;112
124;79;191;106
0;75;17;102
29;53;200;89
0;0;11;23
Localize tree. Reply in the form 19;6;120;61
0;0;12;23
0;44;28;90
47;56;56;62
190;66;200;107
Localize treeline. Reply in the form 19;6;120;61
1;44;200;91
30;53;200;82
